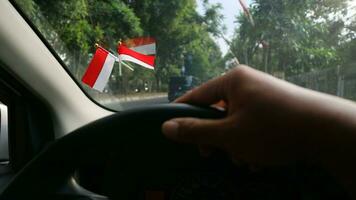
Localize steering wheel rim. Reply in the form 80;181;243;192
0;103;226;199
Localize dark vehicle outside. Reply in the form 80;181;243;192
168;76;199;102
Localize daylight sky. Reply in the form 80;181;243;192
197;0;252;55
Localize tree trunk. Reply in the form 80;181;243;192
244;50;249;65
263;48;268;73
267;48;272;73
155;73;161;92
337;66;345;97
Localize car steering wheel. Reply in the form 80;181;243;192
0;104;349;200
0;104;228;199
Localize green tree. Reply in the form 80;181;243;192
229;0;349;77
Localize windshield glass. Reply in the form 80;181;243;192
14;0;356;110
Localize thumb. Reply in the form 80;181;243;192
162;117;229;146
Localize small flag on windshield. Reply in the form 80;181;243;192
123;37;156;55
118;43;155;70
82;46;116;92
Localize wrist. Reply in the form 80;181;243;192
302;96;356;196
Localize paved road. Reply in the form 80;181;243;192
105;96;169;110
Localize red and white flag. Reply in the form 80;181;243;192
82;47;116;92
123;37;156;55
118;44;155;70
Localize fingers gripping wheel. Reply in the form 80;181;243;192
0;104;227;199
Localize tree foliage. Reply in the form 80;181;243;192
15;0;224;93
229;0;353;77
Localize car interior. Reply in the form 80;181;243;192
0;0;354;199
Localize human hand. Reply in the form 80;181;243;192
162;65;356;197
162;65;322;166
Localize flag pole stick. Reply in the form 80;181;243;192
117;40;124;75
121;61;134;71
115;56;134;72
119;60;122;76
117;39;135;71
94;43;117;58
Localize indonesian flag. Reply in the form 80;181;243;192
123;37;156;55
118;44;155;70
82;47;116;92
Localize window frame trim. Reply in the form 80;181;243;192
0;102;9;162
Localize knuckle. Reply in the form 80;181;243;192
231;65;249;78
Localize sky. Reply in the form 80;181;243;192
197;0;252;55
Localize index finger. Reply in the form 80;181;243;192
174;74;228;106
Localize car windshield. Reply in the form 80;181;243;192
14;0;356;111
